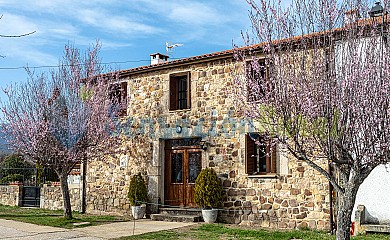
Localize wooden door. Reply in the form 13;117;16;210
165;148;202;207
184;150;202;207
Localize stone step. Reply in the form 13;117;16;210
150;213;203;222
362;224;390;233
159;207;202;216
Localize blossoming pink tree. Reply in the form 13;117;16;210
234;0;390;239
1;42;119;219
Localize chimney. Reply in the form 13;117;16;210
150;53;169;65
369;1;384;17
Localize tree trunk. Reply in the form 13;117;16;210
59;172;72;219
336;185;358;240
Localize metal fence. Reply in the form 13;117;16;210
0;167;58;186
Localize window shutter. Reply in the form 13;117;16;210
120;82;128;115
266;144;271;173
187;72;191;109
121;82;127;101
169;76;178;110
271;144;277;173
246;134;256;175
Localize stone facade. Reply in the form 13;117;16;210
0;184;21;206
40;184;81;211
86;153;136;215
221;159;330;230
85;55;331;230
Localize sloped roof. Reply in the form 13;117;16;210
119;15;388;77
119;48;237;77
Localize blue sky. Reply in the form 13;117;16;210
0;0;256;100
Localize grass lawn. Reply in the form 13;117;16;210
0;204;129;229
117;224;390;240
1;204;390;239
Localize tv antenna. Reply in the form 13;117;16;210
166;42;183;54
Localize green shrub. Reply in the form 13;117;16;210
194;168;223;209
0;174;24;184
0;154;34;184
128;173;148;206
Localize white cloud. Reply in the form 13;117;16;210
130;0;229;26
126;0;249;43
0;14;37;36
49;24;79;38
0;1;163;36
75;9;162;35
0;0;250;69
99;40;132;50
2;38;58;67
168;2;224;26
105;17;160;34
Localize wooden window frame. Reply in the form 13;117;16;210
169;72;191;111
245;133;277;175
109;81;128;117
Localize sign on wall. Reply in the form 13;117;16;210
120;155;129;168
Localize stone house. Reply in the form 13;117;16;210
85;46;332;230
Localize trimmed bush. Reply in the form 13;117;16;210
194;168;223;209
0;174;24;184
128;173;148;206
0;154;34;184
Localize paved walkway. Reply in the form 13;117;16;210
0;219;197;239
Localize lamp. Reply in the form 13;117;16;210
369;1;384;17
200;135;214;151
199;140;208;151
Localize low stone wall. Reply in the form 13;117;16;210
40;184;81;211
0;183;81;211
0;185;21;206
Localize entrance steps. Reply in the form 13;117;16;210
150;207;203;223
354;205;390;235
361;224;390;233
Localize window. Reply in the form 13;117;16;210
109;81;128;117
169;72;191;110
246;59;267;102
246;133;277;175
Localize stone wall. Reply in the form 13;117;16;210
86;152;141;215
220;158;330;230
85;57;331;229
40;184;81;211
0;184;21;206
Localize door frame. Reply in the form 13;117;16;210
163;138;202;208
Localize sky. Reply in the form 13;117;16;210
0;0;257;102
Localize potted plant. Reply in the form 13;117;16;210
128;172;148;219
194;168;223;223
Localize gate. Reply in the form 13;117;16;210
1;166;57;208
22;186;41;207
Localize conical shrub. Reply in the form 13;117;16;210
194;168;223;209
128;173;148;206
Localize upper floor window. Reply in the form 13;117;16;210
246;59;267;102
169;72;191;110
109;81;127;117
245;133;277;175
